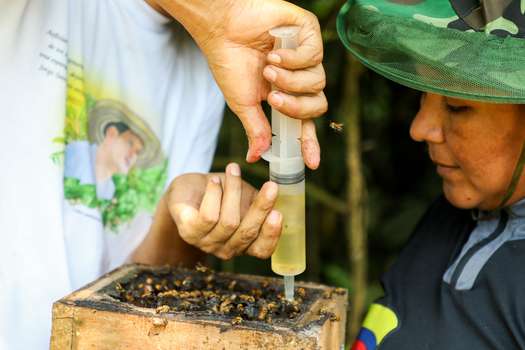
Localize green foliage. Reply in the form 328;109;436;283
309;0;340;18
64;177;100;208
62;88;97;145
64;100;88;143
64;161;168;231
52;89;97;165
103;162;168;229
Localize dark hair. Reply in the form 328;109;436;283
103;121;130;135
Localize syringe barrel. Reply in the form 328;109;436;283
271;179;306;277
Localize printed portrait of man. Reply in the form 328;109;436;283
94;121;144;183
64;99;162;200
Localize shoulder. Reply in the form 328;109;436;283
408;195;471;245
382;196;473;283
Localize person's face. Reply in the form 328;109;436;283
105;127;144;175
410;93;525;210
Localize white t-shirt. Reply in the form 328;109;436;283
0;1;224;348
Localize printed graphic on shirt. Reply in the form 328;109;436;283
352;303;399;350
53;59;167;231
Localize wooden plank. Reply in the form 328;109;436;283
50;303;75;350
50;264;348;350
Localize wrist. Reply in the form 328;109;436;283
132;195;204;266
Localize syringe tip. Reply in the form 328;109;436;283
284;275;295;301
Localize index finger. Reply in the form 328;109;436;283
233;104;272;163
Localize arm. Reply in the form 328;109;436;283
146;0;225;42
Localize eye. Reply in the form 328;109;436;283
446;104;469;114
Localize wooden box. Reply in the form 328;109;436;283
50;264;347;349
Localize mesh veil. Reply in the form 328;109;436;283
337;1;525;103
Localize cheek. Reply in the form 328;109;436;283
113;140;129;159
446;128;516;200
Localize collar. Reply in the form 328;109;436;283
472;197;525;222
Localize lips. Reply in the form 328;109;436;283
427;147;460;179
433;160;458;169
432;159;460;176
428;149;458;169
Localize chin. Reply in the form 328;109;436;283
442;183;481;210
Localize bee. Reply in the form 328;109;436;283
231;316;243;325
329;120;344;133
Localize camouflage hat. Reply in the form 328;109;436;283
337;0;525;103
88;100;164;168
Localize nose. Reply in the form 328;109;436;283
409;93;445;144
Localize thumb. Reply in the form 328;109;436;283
234;104;272;163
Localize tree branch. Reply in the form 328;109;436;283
342;53;367;344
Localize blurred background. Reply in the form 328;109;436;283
209;0;442;340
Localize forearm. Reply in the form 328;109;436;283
131;196;205;267
151;0;231;42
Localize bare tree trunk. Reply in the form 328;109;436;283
342;54;367;344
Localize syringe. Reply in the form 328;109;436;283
263;26;306;302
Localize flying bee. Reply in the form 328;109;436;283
329;120;344;133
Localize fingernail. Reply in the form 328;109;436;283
210;175;221;184
227;163;241;176
265;182;278;199
264;67;277;82
268;52;282;64
271;92;284;107
268;210;281;225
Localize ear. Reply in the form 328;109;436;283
105;126;119;139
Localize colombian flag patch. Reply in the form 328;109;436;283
351;303;398;350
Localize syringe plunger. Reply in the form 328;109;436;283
264;26;304;183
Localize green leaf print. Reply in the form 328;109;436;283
64;161;168;232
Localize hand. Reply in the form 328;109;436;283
166;163;283;260
154;0;326;169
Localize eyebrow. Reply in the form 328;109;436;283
445;96;467;105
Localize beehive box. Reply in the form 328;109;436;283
50;264;347;349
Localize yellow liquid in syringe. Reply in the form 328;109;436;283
271;181;306;276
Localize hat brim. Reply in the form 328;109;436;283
337;0;525;103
